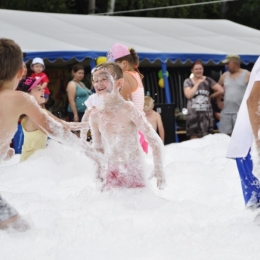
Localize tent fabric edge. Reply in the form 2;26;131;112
24;51;259;65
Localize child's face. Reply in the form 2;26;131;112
32;63;44;74
29;85;45;105
92;70;113;95
144;101;154;114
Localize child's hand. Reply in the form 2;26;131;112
156;174;166;189
96;161;107;181
151;168;166;189
4;148;15;161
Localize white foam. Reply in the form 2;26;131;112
1;135;260;260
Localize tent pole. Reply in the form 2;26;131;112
160;61;178;142
160;61;172;104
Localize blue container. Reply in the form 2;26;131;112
12;123;24;154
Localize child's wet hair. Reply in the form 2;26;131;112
92;62;123;80
0;38;23;88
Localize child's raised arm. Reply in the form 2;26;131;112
17;92;104;165
127;102;166;189
88;108;104;180
46;110;88;132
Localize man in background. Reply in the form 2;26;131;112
218;54;250;135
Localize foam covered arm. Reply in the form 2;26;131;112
128;103;166;188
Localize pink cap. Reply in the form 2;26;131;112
107;43;130;61
28;75;46;90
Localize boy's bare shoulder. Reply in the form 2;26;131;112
150;110;161;118
154;111;161;117
123;100;137;111
0;89;25;102
0;90;36;109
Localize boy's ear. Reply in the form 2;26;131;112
117;78;124;89
17;67;24;80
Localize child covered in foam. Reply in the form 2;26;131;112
87;63;165;189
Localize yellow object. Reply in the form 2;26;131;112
158;78;164;88
20;118;48;162
96;56;107;65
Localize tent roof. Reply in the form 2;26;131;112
1;9;259;65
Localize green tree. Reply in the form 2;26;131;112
0;0;71;13
0;0;260;30
225;0;260;30
113;0;221;18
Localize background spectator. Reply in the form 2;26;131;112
144;96;165;143
218;54;250;135
30;57;50;91
183;60;224;139
66;64;92;122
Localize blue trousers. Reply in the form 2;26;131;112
236;151;260;206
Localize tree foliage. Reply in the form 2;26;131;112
0;0;259;30
224;0;260;30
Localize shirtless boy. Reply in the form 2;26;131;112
144;96;165;143
88;63;165;189
0;38;104;230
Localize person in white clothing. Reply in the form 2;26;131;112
226;56;260;207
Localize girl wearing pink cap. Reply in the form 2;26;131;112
107;43;144;110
